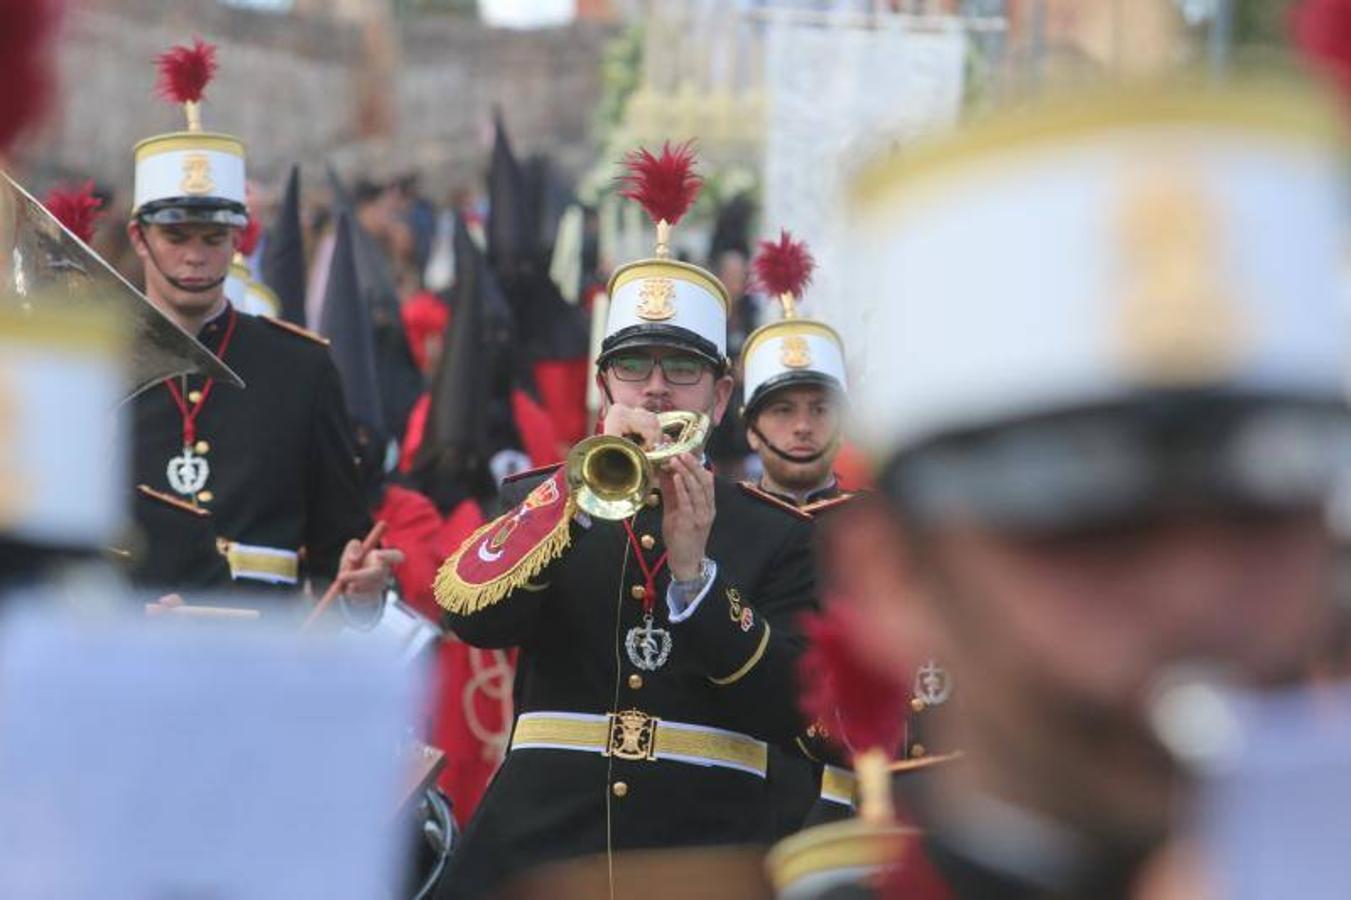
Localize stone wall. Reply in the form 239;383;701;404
20;0;613;202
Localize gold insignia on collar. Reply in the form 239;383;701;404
636;277;677;321
1116;168;1245;384
780;334;812;368
180;152;215;195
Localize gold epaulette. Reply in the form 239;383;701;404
737;481;812;521
136;483;208;517
800;492;858;517
502;462;563;485
259;316;330;346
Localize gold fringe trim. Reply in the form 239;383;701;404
433;498;575;616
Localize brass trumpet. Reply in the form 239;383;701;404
566;411;710;520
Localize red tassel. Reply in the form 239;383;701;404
0;0;62;153
154;36;217;105
753;230;816;299
234;215;261;256
617;140;701;226
798;603;905;759
44;180;104;244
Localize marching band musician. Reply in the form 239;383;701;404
432;143;819;898
123;38;398;601
739;232;957;837
810;77;1351;898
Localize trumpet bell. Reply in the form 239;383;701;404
565;411;711;521
0;171;243;400
567;435;652;521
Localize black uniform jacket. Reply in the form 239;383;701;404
127;306;370;593
438;467;818;898
753;481;860;839
123;485;231;590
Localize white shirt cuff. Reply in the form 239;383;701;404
666;559;718;623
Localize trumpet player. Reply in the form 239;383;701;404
432;144;818;898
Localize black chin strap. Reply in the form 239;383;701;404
750;424;840;465
139;233;227;294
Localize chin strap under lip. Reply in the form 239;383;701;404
138;227;229;295
749;424;841;465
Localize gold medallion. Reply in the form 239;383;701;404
180;152;215;195
636;277;677;321
780;335;812;368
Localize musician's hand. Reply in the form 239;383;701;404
145;593;185;616
338;539;404;603
661;452;715;582
602;404;662;448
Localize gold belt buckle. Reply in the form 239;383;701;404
605;708;659;761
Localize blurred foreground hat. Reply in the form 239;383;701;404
599;142;729;369
741;231;847;419
842;81;1351;530
132;37;247;228
0;307;125;550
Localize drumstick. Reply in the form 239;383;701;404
144;602;261;620
301;520;388;631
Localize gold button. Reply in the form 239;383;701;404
644;492;660;508
187;390;203;404
628;674;643;690
194;440;210;455
910;697;926;714
910;744;926;759
612;781;628;798
639;534;656;550
630;585;647;601
197;490;214;504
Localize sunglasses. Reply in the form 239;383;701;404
609;352;709;386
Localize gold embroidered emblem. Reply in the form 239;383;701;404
727;587;743;622
636;277;677;321
487;518;517;551
1116;169;1245;384
180;153;215;195
523;477;560;510
780;335;812;368
606;709;658;760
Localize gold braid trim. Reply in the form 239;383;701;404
709;622;771;686
432;497;575;616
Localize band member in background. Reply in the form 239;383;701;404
124;39;396;602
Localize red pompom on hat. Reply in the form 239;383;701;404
155;36;217;107
753;229;816;317
1292;0;1351;99
798;602;906;824
617;140;702;228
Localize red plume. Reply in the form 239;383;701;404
235;215;261;256
155;37;217;105
0;0;62;154
44;180;104;244
753;230;816;299
798;603;906;759
617;140;701;226
1292;0;1351;99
